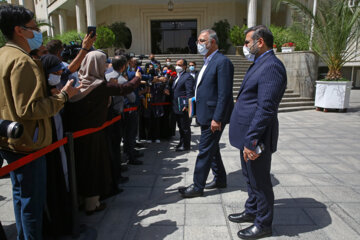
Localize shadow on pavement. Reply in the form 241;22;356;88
273;198;331;237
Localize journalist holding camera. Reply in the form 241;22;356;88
0;5;81;240
46;29;96;87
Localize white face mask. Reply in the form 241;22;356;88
166;62;171;66
197;43;209;56
243;46;255;62
175;66;184;73
48;73;61;86
243;40;259;62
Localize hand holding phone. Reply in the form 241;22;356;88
87;26;96;38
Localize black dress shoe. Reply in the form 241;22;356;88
205;180;227;189
228;211;256;223
237;224;272;239
175;146;190;152
178;184;203;198
128;159;143;165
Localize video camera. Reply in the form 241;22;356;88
0;120;23;139
61;41;82;63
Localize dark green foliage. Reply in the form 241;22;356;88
212;19;231;53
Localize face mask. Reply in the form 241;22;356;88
243;41;259;62
166;62;171;66
243;46;255;62
26;30;43;51
150;57;155;61
163;70;167;75
175;66;183;73
48;73;61;86
197;43;209;56
189;66;195;72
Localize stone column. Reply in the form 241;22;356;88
247;0;257;28
285;6;293;27
261;0;271;27
49;13;60;37
85;0;96;27
76;0;87;33
58;9;67;34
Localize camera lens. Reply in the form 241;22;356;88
0;120;24;139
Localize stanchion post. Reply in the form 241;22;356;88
65;132;80;238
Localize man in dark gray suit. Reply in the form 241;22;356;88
178;29;234;198
228;25;287;239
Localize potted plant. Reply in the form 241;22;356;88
277;0;360;111
229;24;247;55
281;42;296;52
273;44;277;53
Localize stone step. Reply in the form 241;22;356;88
280;97;313;103
278;106;316;112
279;101;314;108
283;93;301;98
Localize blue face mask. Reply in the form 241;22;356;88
26;30;43;51
163;70;167;75
189;66;195;72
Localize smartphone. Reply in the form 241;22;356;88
87;26;96;38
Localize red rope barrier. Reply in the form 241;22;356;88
0;106;141;177
150;102;171;106
0;102;171;177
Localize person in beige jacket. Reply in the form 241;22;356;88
0;4;80;240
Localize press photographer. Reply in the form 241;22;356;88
46;32;96;86
0;5;83;239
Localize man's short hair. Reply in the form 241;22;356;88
0;4;34;40
114;48;126;56
112;55;128;71
200;29;219;45
46;40;63;55
189;61;196;66
177;59;187;68
245;25;274;49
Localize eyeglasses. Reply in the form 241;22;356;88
21;25;41;32
196;39;208;44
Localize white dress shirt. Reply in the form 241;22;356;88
195;50;218;99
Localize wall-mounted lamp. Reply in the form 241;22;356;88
168;0;174;11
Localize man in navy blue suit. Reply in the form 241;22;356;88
228;25;287;239
170;59;194;151
178;29;234;198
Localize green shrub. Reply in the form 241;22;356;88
269;25;309;51
94;26;115;49
46;30;85;45
212;19;231;53
229;24;247;46
108;22;132;49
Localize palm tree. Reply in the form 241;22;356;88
276;0;360;80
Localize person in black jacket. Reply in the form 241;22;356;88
168;59;194;151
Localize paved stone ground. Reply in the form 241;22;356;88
1;90;360;240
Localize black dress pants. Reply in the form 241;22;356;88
175;112;191;148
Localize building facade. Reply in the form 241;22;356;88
10;0;360;86
32;0;297;54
